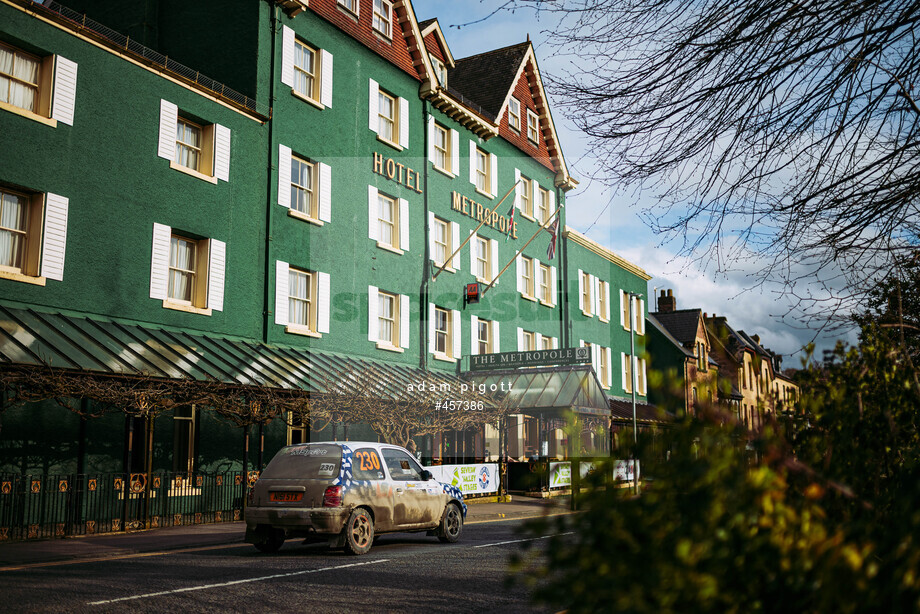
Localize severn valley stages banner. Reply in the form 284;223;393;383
426;463;499;496
549;461;641;488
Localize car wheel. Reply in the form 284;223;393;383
343;508;374;555
253;528;285;553
438;503;463;543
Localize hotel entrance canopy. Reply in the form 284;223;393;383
465;365;610;416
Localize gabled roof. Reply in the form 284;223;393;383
419;17;455;67
647;314;695;358
652;309;704;348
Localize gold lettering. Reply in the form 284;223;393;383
498;215;507;233
385;158;396;180
415;170;423;193
476;202;484;222
407;169;415;191
491;210;500;227
396;162;405;184
373;152;384;175
462;197;470;215
452;192;463;212
512;221;519;239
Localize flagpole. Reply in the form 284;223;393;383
431;180;521;282
481;203;564;297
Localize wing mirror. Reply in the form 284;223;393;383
420;470;433;481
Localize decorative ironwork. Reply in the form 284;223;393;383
28;525;39;538
194;513;202;524
88;478;97;491
1;481;10;494
130;474;147;493
152;516;160;528
128;520;143;530
112;518;121;531
196;475;203;487
248;471;259;486
216;475;224;486
58;479;69;492
86;521;96;534
233;509;241;521
152;476;161;489
173;514;182;526
30;480;41;493
215;511;223;522
174;475;184;489
55;523;65;537
234;474;243;486
0;528;9;540
113;477;123;491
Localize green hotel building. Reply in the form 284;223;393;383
0;0;650;536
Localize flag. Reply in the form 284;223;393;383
505;201;515;241
546;218;559;260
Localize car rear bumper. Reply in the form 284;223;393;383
245;506;351;536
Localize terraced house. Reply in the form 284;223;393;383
0;0;649;539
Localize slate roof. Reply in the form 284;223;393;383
650;309;703;348
417;18;437;29
448;42;530;118
647;313;694;358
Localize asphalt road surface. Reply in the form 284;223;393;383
0;517;572;613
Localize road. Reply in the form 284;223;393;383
0;517;571;613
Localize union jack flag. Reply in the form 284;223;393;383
546;218;559;260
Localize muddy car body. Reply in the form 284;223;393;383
245;442;466;554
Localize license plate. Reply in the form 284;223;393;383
269;491;303;502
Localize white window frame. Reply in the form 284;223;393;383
373;0;393;38
369;80;408;149
277;144;331;224
274;261;330;335
536;186;550;224
369;187;408;253
508;97;521;131
429;54;447;86
0;188;68;285
472;316;499;356
281;27;333;108
517;254;536;299
0;42;77;127
527;108;539;144
368;286;409;351
150;223;225;315
158;100;230;183
428;118;458;175
337;0;359;16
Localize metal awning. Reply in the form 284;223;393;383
609;398;672;424
0;303;484;403
466;365;610;416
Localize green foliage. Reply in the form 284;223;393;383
511;328;920;613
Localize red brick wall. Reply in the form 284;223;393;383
309;0;421;81
499;60;554;171
423;31;445;63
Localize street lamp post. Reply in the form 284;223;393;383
628;292;643;495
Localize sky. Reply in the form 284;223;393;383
413;0;858;365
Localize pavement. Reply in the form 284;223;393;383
0;496;573;570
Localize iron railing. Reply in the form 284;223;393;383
0;471;257;541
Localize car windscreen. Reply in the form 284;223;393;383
259;444;341;479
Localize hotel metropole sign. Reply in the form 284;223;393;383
372;152;519;239
469;347;591;372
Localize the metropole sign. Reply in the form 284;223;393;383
469;347;591;372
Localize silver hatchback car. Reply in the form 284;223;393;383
245;441;466;555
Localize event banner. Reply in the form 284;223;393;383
549;461;641;488
426;463;499;496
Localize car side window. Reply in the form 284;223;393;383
382;448;423;481
352;447;385;480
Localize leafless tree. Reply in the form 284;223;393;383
499;0;920;327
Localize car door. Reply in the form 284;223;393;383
349;446;397;532
381;447;442;529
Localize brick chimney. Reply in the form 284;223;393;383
658;289;676;313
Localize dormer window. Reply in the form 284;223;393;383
429;54;447;87
373;0;393;38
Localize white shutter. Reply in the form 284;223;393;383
593;276;601;317
489;153;497;197
428;212;436;259
577;270;584;310
321;49;333;107
368;286;379;341
51;56;77;126
427;116;435;163
277;144;292;208
493;321;500;353
532;179;539;217
428;303;436;353
157;99;178;160
469;231;478;272
553;336;559;349
535;332;543;348
399;294;410;348
550;266;557;307
632;355;639;393
452;309;462;358
534;259;541;295
620;290;626;327
319;162;332;222
516;254;523;293
281;25;295;87
214;124;231;182
514;168;522;210
638;299;645;334
274;260;289;325
399;96;409;148
368;185;379;241
489;239;498;284
399;198;409;251
549;188;556;213
605;347;613;388
207;239;226;311
40;193;68;281
604;282;611;320
451;222;461;269
450;129;459;174
517;327;524;351
317;272;331;333
641;358;648;394
621;352;628;391
149;223;171;300
368;79;379;133
468;140;476;185
470;315;479;355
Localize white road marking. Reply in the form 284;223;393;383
472;532;574;548
86;558;390;605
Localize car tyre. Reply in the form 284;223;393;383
438;503;463;543
253;528;285;553
343;508;374;555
